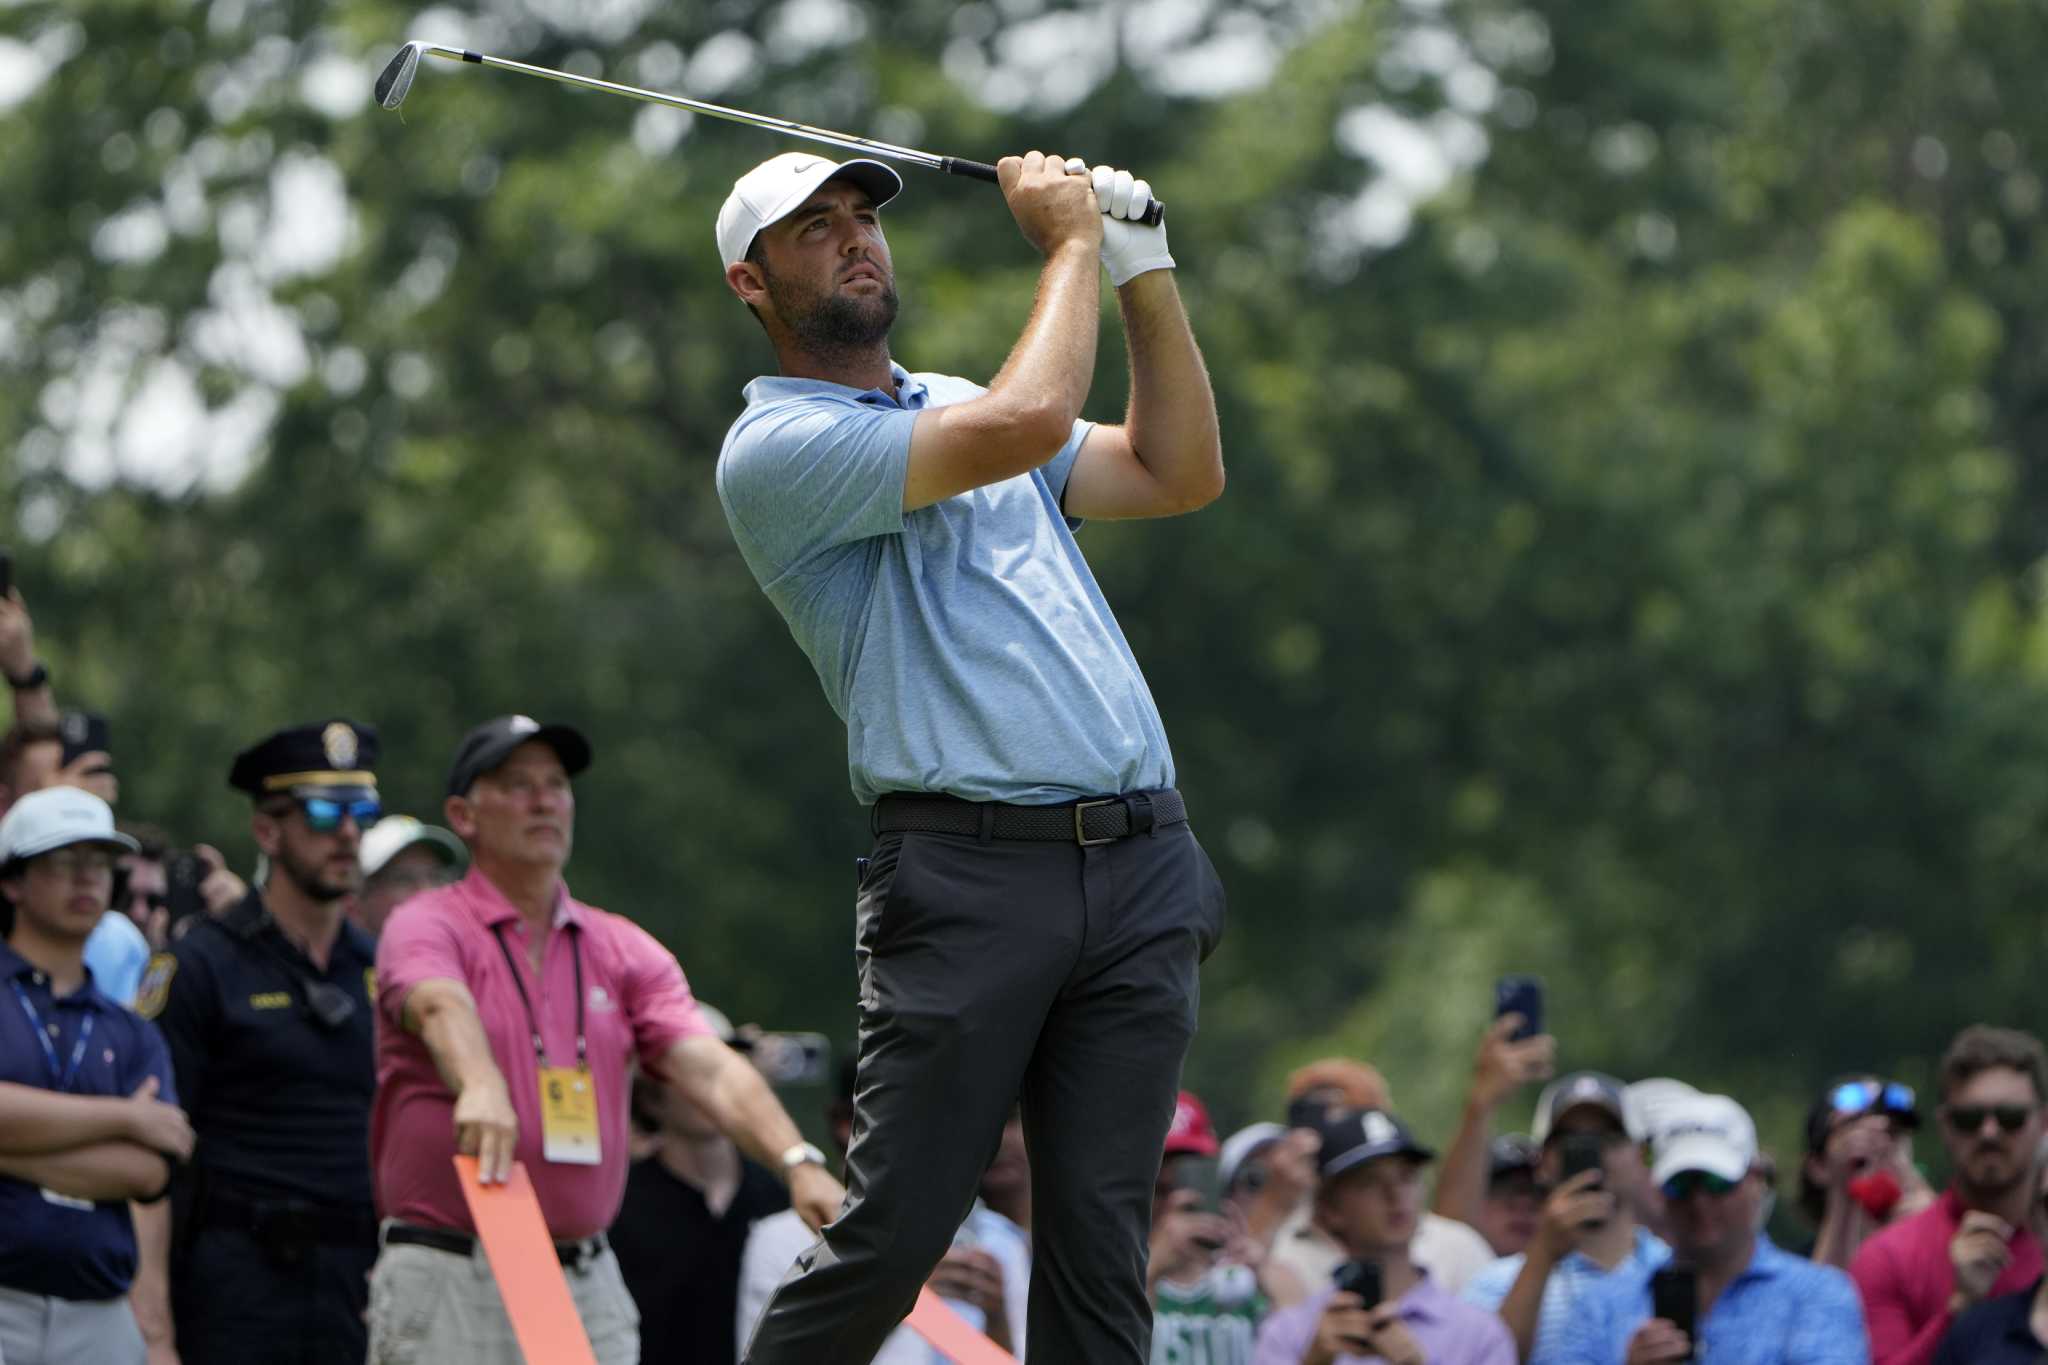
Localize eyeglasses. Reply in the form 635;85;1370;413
1662;1170;1740;1202
1831;1080;1917;1123
1945;1105;2036;1135
33;848;117;879
294;797;382;833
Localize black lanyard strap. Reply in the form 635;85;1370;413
489;922;586;1069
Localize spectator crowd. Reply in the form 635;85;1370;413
0;584;2042;1365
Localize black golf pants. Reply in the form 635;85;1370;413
742;816;1226;1364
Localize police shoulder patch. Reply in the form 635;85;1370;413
136;954;178;1019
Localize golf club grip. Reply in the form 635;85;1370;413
940;157;1167;227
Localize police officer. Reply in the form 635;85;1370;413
135;720;383;1365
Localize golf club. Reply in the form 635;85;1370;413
375;41;1165;226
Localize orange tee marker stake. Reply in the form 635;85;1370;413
454;1156;600;1365
904;1287;1019;1365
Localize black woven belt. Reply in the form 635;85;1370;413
386;1222;607;1269
872;789;1186;846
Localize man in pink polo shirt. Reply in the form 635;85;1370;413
1850;1025;2048;1365
366;715;844;1365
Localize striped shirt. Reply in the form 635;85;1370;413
1463;1227;1671;1363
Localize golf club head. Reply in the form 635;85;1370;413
375;42;424;111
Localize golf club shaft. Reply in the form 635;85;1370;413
402;44;1165;226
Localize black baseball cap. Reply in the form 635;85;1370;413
1488;1133;1541;1183
445;715;592;797
1317;1109;1435;1180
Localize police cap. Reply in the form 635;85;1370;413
228;720;381;800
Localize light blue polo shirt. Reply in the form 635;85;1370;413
716;363;1175;805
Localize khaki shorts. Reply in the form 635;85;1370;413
365;1227;639;1365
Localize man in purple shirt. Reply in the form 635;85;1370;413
1254;1110;1514;1365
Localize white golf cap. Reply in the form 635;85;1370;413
716;152;903;268
1626;1077;1701;1145
0;787;139;864
358;815;467;879
1650;1093;1757;1187
1219;1121;1287;1190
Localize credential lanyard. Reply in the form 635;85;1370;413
489;923;586;1069
10;979;94;1092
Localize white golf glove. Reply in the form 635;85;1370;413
1065;158;1174;287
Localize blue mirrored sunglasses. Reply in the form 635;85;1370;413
298;797;382;833
1830;1080;1916;1122
1662;1170;1739;1201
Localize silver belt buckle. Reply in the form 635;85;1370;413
1074;797;1119;847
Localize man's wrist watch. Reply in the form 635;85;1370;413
781;1142;828;1178
5;661;46;690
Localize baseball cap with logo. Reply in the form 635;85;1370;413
1532;1071;1640;1144
1164;1091;1220;1158
0;786;139;866
1317;1109;1435;1179
445;715;592;797
1650;1093;1758;1187
716;152;904;269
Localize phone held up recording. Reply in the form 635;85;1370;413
1494;973;1545;1042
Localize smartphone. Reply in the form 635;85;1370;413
0;549;12;597
163;851;209;925
1650;1267;1697;1356
1286;1094;1332;1131
1560;1133;1607;1185
1494;974;1545;1041
1333;1259;1383;1346
1171;1155;1226;1250
750;1031;831;1086
1559;1132;1609;1227
58;710;112;769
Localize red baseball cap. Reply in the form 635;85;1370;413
1165;1091;1220;1158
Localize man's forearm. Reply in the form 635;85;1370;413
1496;1251;1556;1361
0;1140;169;1201
701;1050;804;1170
408;984;510;1098
985;243;1102;437
132;1197;176;1350
1117;270;1223;507
1429;1097;1493;1227
9;680;56;729
0;1082;136;1155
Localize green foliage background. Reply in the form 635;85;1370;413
6;0;2047;1185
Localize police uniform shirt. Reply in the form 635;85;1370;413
138;890;376;1206
0;938;177;1299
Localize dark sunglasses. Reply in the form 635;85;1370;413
1662;1170;1740;1201
1945;1104;2035;1135
1831;1080;1917;1124
295;797;382;833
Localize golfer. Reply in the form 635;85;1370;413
716;148;1226;1364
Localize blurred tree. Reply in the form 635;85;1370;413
3;0;2047;1180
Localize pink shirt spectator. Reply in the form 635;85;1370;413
1849;1186;2043;1365
371;867;715;1239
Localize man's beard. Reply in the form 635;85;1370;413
765;261;898;355
274;843;355;904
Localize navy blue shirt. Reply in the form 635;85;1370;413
1931;1281;2046;1365
0;939;176;1300
138;892;376;1207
